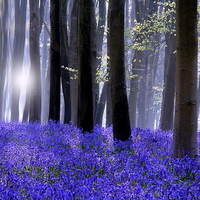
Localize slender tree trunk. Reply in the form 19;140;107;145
49;0;61;121
173;0;198;158
160;34;176;130
106;81;112;126
160;0;176;130
69;0;78;125
29;0;41;122
11;0;27;122
0;1;8;121
39;0;47;33
128;0;137;128
198;74;200;114
90;1;97;123
40;1;50;123
129;0;146;128
146;54;155;129
60;0;71;123
77;0;94;132
136;0;155;128
109;0;131;141
129;52;139;127
137;59;147;128
95;83;107;125
145;1;160;128
146;49;160;129
94;0;106;124
106;3;112;126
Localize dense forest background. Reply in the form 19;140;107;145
0;0;199;154
0;2;199;197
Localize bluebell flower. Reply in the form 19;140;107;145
0;122;199;199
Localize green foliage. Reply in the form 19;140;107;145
126;74;138;80
127;1;176;52
61;65;78;80
96;57;109;83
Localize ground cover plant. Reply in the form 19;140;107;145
0;121;199;199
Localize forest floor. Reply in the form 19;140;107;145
0;122;199;199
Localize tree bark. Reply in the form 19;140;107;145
106;3;112;126
173;0;198;158
160;0;176;131
40;1;50;123
77;0;94;132
160;34;176;130
137;60;147;128
146;48;160;129
109;0;131;141
11;0;27;122
94;0;106;123
60;0;71;123
129;0;146;128
129;52;139;127
0;1;8;121
29;0;41;122
69;0;78;125
39;0;47;33
95;83;107;125
90;1;97;123
49;0;61;121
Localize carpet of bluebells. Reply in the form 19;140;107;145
0;121;199;199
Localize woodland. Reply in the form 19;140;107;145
0;0;200;199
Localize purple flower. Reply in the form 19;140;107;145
0;122;199;199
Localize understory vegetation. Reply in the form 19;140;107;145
0;122;199;199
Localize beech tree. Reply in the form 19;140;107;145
109;0;131;141
0;1;8;120
69;0;78;125
94;0;106;125
106;3;112;126
160;0;176;131
49;0;61;121
11;0;27;122
160;34;176;131
77;0;94;132
60;0;71;123
173;0;198;158
29;0;41;121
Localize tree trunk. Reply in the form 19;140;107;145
128;0;137;128
129;0;146;128
60;0;71;123
146;49;160;129
40;1;50;123
39;0;47;33
129;52;139;127
106;3;112;126
160;34;176;130
69;0;78;125
94;0;106;123
109;0;131;141
49;0;61;121
0;1;8;121
95;83;107;125
173;0;198;158
77;0;94;132
11;0;27;122
137;61;147;128
29;0;41;122
90;1;97;123
146;54;155;129
106;81;112;126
